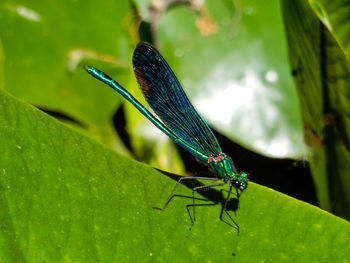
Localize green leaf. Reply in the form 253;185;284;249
309;0;350;59
0;0;187;174
1;89;349;261
282;0;350;218
0;0;134;149
134;0;306;158
0;38;4;91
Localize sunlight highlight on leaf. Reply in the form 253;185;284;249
7;5;41;22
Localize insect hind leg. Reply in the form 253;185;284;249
154;176;220;212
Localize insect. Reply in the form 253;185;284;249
85;42;248;228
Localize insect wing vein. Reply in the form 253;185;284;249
132;43;222;156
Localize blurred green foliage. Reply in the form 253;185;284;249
0;0;307;166
283;0;350;219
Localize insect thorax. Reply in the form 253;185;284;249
208;153;249;191
207;153;236;179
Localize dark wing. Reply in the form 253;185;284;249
132;42;222;156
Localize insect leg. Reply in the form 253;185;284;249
157;176;220;211
191;179;229;228
220;185;240;234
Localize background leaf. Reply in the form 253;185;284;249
0;0;187;173
0;0;307;164
282;0;350;218
310;0;350;59
134;0;306;158
0;0;133;150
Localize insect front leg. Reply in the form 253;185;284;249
220;185;240;235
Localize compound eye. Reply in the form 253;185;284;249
233;180;241;189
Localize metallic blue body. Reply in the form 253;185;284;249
85;42;248;191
